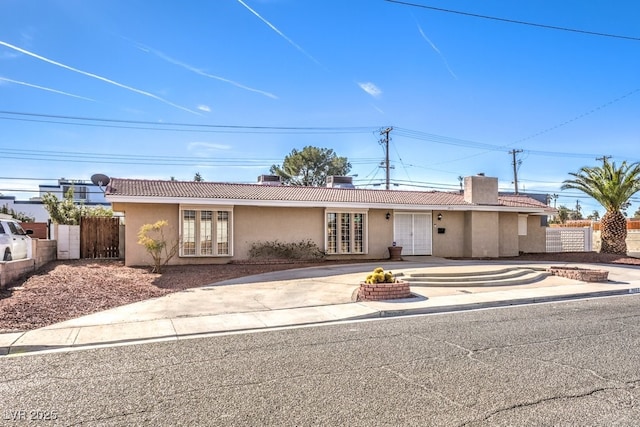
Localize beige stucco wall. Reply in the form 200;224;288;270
233;206;324;259
431;210;465;257
235;206;394;261
464;211;500;258
498;213;519;257
114;202;181;267
115;199;549;266
518;215;547;253
368;209;395;259
464;175;498;205
115;202;397;266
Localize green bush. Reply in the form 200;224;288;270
248;239;325;261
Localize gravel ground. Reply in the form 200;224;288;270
1;253;639;333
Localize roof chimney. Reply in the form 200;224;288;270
464;175;498;205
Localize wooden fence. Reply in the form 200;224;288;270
80;217;120;259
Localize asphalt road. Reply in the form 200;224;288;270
2;295;640;426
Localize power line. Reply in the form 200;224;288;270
0;111;378;134
1;111;636;164
393;128;617;161
0;147;380;167
384;0;640;41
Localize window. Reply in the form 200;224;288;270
326;211;366;254
62;185;88;200
180;207;232;256
518;214;528;236
6;221;26;236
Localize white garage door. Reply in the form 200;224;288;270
394;213;432;255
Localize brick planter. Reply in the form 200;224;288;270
357;281;411;301
548;266;609;282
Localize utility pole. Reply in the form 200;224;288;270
509;149;523;194
596;155;612;165
379;127;393;190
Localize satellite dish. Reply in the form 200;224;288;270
91;173;111;192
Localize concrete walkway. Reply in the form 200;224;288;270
2;257;640;356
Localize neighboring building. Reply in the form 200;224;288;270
106;174;555;267
1;178;110;222
38;178;108;204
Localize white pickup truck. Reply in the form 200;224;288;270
0;219;33;261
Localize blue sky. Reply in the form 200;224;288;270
1;0;639;217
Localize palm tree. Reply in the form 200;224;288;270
561;159;640;254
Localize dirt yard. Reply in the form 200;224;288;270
1;253;639;333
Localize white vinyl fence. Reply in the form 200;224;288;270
546;227;592;252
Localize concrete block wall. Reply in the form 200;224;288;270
592;230;640;253
0;239;57;289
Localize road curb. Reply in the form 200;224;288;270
375;288;640;318
4;288;640;356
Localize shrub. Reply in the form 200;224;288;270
137;220;179;273
248;239;325;261
364;267;397;284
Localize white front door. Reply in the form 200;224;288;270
394;213;432;255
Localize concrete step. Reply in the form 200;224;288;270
408;266;547;278
406;267;542;283
403;267;551;287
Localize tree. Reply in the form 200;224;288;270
562;159;640;254
586;210;600;221
42;187;113;225
634;206;640;219
194;172;203;182
0;204;35;222
270;146;351;186
554;205;570;224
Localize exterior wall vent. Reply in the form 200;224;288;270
326;176;355;188
257;175;282;185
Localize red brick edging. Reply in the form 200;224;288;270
357;281;411;301
548;266;609;282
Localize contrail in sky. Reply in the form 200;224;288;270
0;76;95;101
416;24;458;79
0;40;200;115
136;43;278;99
236;0;323;67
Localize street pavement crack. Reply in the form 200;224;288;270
459;387;611;427
465;328;628;355
380;365;470;410
251;294;270;310
524;356;622;384
443;340;489;366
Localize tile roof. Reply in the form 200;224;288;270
106;178;552;212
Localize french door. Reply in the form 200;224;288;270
394;213;432;255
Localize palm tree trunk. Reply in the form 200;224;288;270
600;210;627;254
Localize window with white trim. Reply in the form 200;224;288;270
180;207;232;256
518;214;528;236
326;211;366;254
